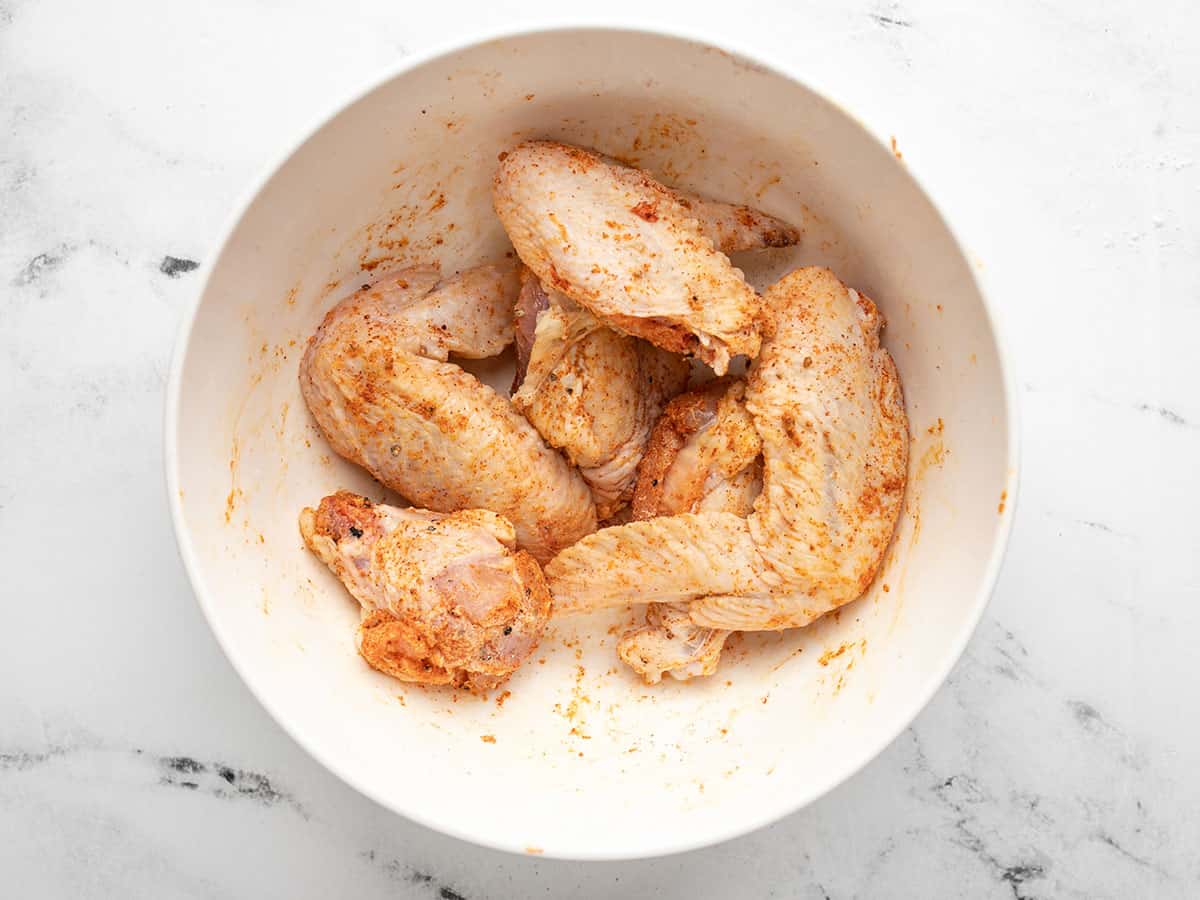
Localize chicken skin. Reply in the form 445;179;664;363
300;492;551;693
299;263;596;562
618;380;761;683
680;193;803;255
546;267;909;632
511;271;689;519
630;379;762;522
494;141;799;375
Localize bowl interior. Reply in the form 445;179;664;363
171;28;1014;859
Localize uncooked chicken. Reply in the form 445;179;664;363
630;379;762;522
547;267;909;631
511;271;689;519
299;263;596;562
494;141;794;374
679;193;802;255
300;492;551;693
618;379;762;683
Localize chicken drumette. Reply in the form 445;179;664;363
301;492;551;693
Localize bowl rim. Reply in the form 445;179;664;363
164;20;1021;861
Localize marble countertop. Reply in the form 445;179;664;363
2;0;1197;896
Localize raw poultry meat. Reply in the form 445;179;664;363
511;270;689;519
618;379;763;683
678;193;802;254
629;379;762;522
299;262;596;562
546;267;909;631
493;141;800;374
300;492;550;693
295;135;909;696
500;162;798;518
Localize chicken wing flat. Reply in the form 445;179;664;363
300;263;596;562
547;267;909;631
494;141;797;374
512;271;688;519
300;492;551;693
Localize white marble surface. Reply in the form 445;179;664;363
2;0;1197;896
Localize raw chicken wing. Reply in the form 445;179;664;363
630;379;762;522
618;380;762;683
300;263;597;562
300;492;551;693
512;271;688;519
494;141;794;374
680;194;802;254
547;267;909;631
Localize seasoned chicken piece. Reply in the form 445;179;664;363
547;267;909;633
300;263;596;562
300;492;551;693
678;194;802;254
512;271;688;519
630;379;762;521
494;141;790;374
617;603;731;685
618;380;762;683
503;176;795;522
312;262;519;363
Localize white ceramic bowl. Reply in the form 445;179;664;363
167;26;1018;860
